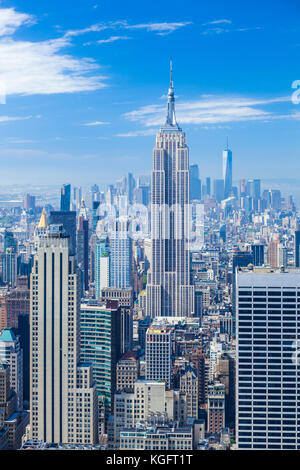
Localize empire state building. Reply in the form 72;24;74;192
146;63;195;318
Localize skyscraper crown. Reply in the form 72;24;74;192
163;60;181;131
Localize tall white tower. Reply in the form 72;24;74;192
222;140;233;199
146;62;194;318
29;224;98;444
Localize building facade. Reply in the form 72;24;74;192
29;225;98;444
146;63;194;318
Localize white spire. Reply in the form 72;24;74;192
165;59;179;128
79;197;88;220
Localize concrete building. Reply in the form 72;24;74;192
29;224;98;444
180;366;198;419
146;62;194;318
112;380;186;449
116;351;139;393
146;323;172;389
207;383;225;435
0;328;23;410
120;421;193;450
236;266;300;449
95;237;110;300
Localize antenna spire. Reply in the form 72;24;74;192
164;59;179;128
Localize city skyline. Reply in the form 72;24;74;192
0;0;299;184
1;0;300;454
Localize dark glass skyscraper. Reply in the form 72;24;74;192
50;211;76;255
190;164;201;200
60;184;71;211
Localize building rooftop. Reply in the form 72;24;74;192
0;328;16;343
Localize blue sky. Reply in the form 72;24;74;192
0;0;299;187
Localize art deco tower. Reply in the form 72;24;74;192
146;63;194;318
29;224;98;444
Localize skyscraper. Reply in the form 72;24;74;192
213;179;225;203
1;248;17;287
222;143;232;199
295;226;300;267
0;328;23;410
146;322;172;389
146;62;194;318
50;211;76;255
77;198;89;292
95;236;110;299
80;299;121;420
29;224;98;444
236;266;300;449
251;243;265;266
206;177;211;197
190;164;201;201
109;218;132;290
60;184;71;211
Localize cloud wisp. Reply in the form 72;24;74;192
122;95;293;130
66;20;192;38
84;121;110;126
0;7;108;96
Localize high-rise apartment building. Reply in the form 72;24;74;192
0;362;28;450
146;63;194;318
109;218;132;290
0;328;23;411
236;266;300;449
1;248;17;287
116;351;139;393
180;366;198;419
146;323;172;389
112;380;185;448
29;224;98;444
95;236;110;299
77;198;89;292
80;300;121;417
100;287;133;354
207;383;225;435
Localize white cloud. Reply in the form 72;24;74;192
0;8;35;36
0;115;33;123
84;121;110;126
95;35;131;44
123;21;192;36
202;25;262;35
202;19;232;26
66;20;192;38
64;24;107;38
123;95;292;127
0;8;107;96
116;129;157;137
